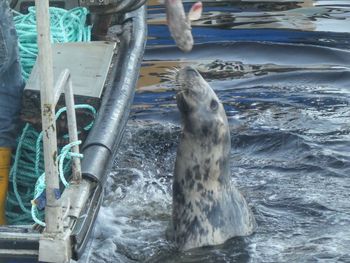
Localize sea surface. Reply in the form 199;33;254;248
83;1;350;262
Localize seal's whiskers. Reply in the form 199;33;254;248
163;67;180;82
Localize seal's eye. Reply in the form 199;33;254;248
210;100;218;111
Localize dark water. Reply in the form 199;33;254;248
82;1;350;262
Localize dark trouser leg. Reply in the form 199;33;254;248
0;0;25;148
0;0;24;225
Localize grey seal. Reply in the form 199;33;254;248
171;66;256;251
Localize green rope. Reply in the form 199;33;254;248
6;104;96;225
31;173;45;226
5;6;93;225
59;141;84;188
56;104;97;131
9;124;39;215
13;6;91;79
31;140;83;227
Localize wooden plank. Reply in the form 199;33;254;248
21;41;117;147
26;42;117;98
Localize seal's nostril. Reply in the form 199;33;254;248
184;66;198;76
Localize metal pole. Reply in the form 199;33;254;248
35;0;63;233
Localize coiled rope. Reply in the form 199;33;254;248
6;104;96;225
13;6;91;79
6;7;94;225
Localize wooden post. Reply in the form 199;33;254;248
54;69;82;182
65;74;82;182
35;0;63;233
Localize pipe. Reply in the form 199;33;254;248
82;5;147;184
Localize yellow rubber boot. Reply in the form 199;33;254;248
0;147;11;225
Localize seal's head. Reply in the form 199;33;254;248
175;66;228;141
171;66;255;251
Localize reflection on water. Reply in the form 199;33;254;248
148;0;349;33
83;1;350;262
147;0;350;48
138;61;181;90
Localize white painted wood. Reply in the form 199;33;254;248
61;180;91;218
54;69;70;104
26;42;116;98
38;230;72;263
53;68;82;182
64;71;82;182
34;0;62;234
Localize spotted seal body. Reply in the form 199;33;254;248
172;66;256;251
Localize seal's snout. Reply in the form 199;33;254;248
175;66;201;88
182;66;199;77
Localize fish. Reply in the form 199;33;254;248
164;0;202;52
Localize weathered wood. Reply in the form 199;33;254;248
21;42;117;147
62;70;82;182
34;0;62;234
26;42;117;98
